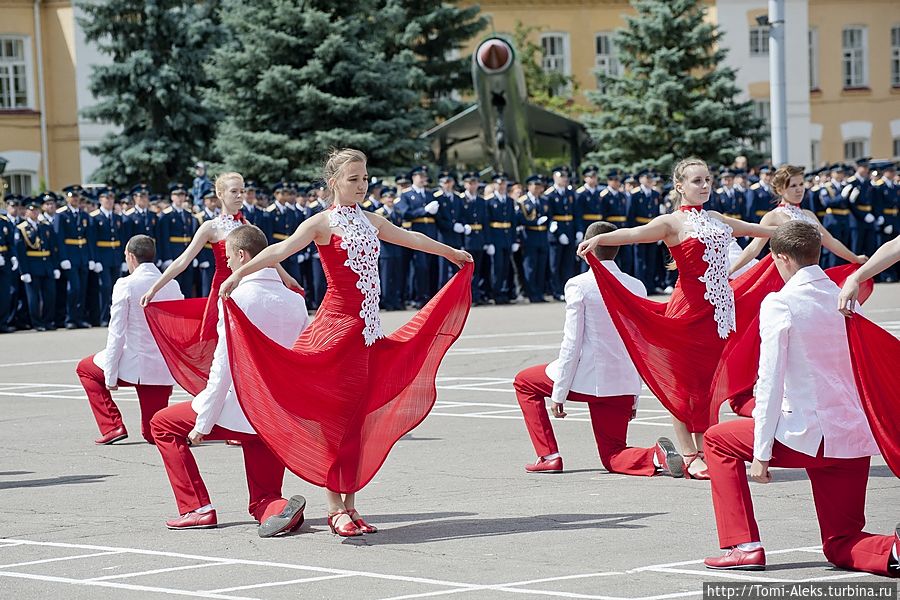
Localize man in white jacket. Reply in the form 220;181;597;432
513;221;683;477
76;235;183;445
704;221;898;575
150;225;310;537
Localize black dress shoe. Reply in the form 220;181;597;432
34;326;47;332
0;326;16;334
258;495;306;538
46;325;57;331
78;322;92;329
65;323;77;330
100;321;109;327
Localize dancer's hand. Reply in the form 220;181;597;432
448;249;473;268
139;290;156;307
838;276;860;316
577;236;599;259
855;255;868;265
281;273;302;292
187;431;204;446
551;403;567;419
750;458;771;484
219;274;241;299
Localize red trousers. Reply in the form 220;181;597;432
705;418;895;577
77;355;172;443
149;401;287;523
513;364;656;476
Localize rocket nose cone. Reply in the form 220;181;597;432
477;39;513;73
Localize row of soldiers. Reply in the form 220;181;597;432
2;158;897;333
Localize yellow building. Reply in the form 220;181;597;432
1;0;107;197
461;0;900;168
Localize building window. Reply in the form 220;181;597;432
540;33;570;96
753;100;771;156
594;32;619;92
2;172;35;196
749;26;769;56
844;139;868;162
808;28;819;90
891;26;900;87
894;137;900;159
842;27;867;88
810;140;821;169
0;37;30;109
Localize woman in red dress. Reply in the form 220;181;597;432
218;149;474;537
576;158;782;478
138;173;300;395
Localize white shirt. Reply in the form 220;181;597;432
546;262;645;404
94;262;184;387
753;266;879;461
191;268;309;435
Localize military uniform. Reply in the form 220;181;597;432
194;202;218;297
0;213;17;332
744;178;773;224
485;185;517;304
845;161;878;257
157;201;197;298
713;181;747;247
518;183;550;303
15;210;59;330
90;200;126;325
871;163;898;280
434;175;465;288
820;171;852;267
57;187;93;328
574;170;604;274
600;185;632;274
306;194;327;309
628;180;661;292
544;173;578;301
396;170;439;306
460;173;489;305
375;188;404;311
264;191;301;283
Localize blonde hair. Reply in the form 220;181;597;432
215;172;243;196
322;148;367;203
771;164;804;197
670;157;708;211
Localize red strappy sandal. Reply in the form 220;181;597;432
327;510;362;537
347;508;378;534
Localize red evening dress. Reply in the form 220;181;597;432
144;213;245;396
222;203;473;493
585;206;784;432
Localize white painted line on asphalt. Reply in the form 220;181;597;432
428;412;672;427
206;573;355;593
448;345;560;355
647;566;794;583
499;571;625;586
628;545;823;572
461;331;559;340
0;359;79;368
0;571;260;600
0;550;126;569
376;589;477;600
85;560;236;582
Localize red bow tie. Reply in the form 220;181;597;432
679;204;703;212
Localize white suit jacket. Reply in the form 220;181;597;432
94;262;184;387
753;265;878;461
191;268;309;435
546;261;645;404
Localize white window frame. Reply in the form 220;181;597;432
594;31;619;91
891;25;900;87
843;138;869;162
540;32;571;96
808;28;819;90
842;26;868;88
2;171;36;196
810;140;821;169
0;35;34;110
753;100;771;155
749;26;770;56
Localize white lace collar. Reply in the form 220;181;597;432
682;208;736;339
329;204;384;346
776;203;818;225
213;212;244;236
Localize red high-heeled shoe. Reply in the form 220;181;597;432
683;452;710;480
327;510;362;537
347;508;378;534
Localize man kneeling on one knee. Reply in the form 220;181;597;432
150;225;310;537
704;220;899;575
513;221;683;477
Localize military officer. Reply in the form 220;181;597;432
123;184;157;243
362;177;383;213
89;188;126;326
396;165;439;308
544;166;578;301
434;171;466;287
518;174;550;303
0;201;18;333
265;182;301;283
15;197;59;331
600;170;632;274
575;165;604;274
713;168;747;247
845;157;878;257
193;189;219;297
820;164;853;267
485;172;517;304
628;169;662;291
57;185;92;328
460;172;489;305
240;181;264;227
744;165;774;223
306;182;328;309
157;183;197;297
871;161;898;281
374;186;404;311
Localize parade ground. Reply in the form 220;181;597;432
1;285;898;600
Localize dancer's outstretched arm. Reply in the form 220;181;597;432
576;215;674;258
141;221;214;306
819;222;866;265
711;212;776;239
839;236;900;314
368;212;473;267
220;213;330;298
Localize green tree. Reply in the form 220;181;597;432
584;0;763;175
208;0;431;182
386;0;487;122
78;0;221;190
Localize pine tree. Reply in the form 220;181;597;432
584;0;763;175
208;0;431;182
384;0;488;122
77;0;221;190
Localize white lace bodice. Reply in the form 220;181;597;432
211;212;244;239
683;209;736;339
329;204;384;346
775;203;818;226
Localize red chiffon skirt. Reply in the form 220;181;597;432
847;314;900;477
586;252;784;432
709;264;874;424
222;262;473;493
